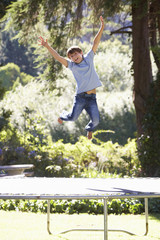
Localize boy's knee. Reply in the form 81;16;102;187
68;114;78;122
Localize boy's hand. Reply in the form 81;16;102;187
37;36;68;67
100;16;104;29
38;36;48;47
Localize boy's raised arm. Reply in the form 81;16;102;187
38;36;68;67
92;16;104;53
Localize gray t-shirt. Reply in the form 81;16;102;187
67;49;102;94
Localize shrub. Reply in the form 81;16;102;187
0;198;145;215
0;63;33;96
0;125;140;177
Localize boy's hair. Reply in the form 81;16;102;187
67;46;82;58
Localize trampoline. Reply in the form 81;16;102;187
0;177;160;240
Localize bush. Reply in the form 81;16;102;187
148;198;160;213
0;198;145;215
0;63;33;96
0;124;140;177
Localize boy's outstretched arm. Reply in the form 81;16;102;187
92;16;104;53
38;36;68;67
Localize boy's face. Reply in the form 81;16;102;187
68;51;83;64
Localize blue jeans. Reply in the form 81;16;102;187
60;93;100;132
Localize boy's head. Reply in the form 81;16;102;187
67;46;83;63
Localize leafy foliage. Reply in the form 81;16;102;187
0;119;140;177
0;0;17;19
0;23;38;76
0;198;145;215
0;63;33;99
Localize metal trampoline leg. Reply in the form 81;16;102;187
104;198;108;240
144;198;148;236
47;200;52;234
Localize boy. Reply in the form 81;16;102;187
38;16;104;139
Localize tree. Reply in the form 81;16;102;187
0;24;38;76
131;0;160;176
0;63;33;94
1;0;160;175
0;1;39;75
132;0;152;136
0;0;17;19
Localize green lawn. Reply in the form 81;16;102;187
0;211;160;240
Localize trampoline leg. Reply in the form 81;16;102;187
144;198;148;236
104;198;108;240
47;200;52;234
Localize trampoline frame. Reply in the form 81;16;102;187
0;177;160;240
1;194;159;240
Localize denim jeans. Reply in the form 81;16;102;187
60;93;100;132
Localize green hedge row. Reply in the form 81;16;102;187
0;198;144;215
1;198;160;215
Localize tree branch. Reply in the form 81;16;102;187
110;26;132;35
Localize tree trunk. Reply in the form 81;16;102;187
149;0;160;71
132;0;153;137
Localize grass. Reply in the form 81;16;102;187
0;211;160;240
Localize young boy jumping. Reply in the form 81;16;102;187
38;16;104;139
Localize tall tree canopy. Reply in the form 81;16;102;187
0;0;17;19
1;0;160;176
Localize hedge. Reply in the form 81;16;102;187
0;198;145;215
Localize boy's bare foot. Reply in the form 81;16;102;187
58;118;63;124
87;131;92;140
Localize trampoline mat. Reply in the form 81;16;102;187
0;177;160;199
